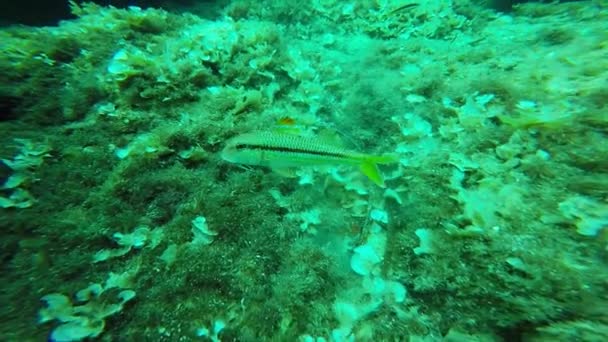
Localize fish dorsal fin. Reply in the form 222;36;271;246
316;128;345;148
272;127;304;136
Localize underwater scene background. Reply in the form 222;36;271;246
1;0;607;341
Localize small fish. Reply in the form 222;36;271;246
277;116;296;126
389;3;418;15
221;131;397;187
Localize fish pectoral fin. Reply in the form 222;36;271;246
272;127;304;136
359;161;385;187
237;165;255;171
272;167;299;178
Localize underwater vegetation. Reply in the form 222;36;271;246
1;0;607;341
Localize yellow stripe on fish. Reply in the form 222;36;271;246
221;131;397;187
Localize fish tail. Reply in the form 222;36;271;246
358;154;398;187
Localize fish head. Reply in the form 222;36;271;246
221;134;264;165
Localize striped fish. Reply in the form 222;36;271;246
221;131;396;187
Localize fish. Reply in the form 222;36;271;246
276;116;296;126
389;3;418;15
221;131;397;187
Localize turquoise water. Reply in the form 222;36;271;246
1;1;607;341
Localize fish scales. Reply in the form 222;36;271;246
235;132;354;161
